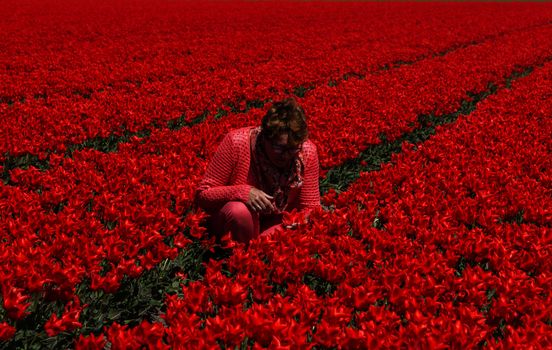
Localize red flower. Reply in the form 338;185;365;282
74;333;106;350
0;322;16;341
44;297;85;337
2;287;30;321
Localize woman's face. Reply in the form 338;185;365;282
262;133;301;169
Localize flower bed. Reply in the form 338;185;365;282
1;1;552;348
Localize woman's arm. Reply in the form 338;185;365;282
195;132;252;211
297;141;321;219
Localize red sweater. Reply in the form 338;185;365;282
195;126;321;214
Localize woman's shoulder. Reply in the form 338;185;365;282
224;126;256;150
302;139;318;155
227;126;256;139
227;126;255;141
301;139;319;164
302;139;317;151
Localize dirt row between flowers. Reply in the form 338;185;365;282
3;49;552;349
3;16;552;166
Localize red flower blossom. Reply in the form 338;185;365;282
74;333;106;350
2;287;30;321
0;322;16;342
44;297;85;337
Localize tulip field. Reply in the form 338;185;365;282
1;1;552;348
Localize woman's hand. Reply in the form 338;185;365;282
247;187;276;213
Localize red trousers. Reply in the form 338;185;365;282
207;201;283;244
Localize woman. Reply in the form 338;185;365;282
195;98;321;244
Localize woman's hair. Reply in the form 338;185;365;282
260;98;308;147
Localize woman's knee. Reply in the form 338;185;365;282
218;201;258;243
221;201;252;224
